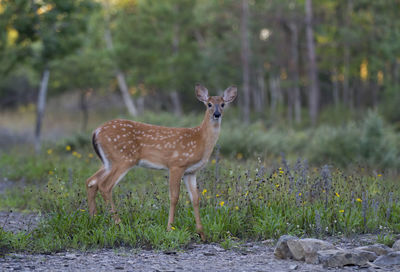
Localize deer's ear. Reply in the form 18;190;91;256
223;86;237;104
195;84;209;103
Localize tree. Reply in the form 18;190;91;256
1;0;96;152
102;0;138;117
305;0;320;126
114;0;199;115
240;0;251;123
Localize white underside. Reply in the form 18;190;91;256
185;159;208;174
113;169;130;188
138;159;167;170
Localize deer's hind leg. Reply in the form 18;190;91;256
97;163;134;224
86;167;107;216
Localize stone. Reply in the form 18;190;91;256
64;253;77;260
274;235;298;259
289;264;298;270
393;240;400;251
353;249;378;262
286;238;336;264
317;249;369;268
374;251;400;266
355;244;392;256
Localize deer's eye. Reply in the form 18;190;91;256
221;103;225;108
208;103;212;108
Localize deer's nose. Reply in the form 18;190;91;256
213;112;221;119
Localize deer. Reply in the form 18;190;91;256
86;84;237;241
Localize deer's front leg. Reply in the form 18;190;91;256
184;174;205;241
167;167;185;231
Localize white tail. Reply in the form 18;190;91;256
86;84;237;241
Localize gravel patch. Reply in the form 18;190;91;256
1;243;388;272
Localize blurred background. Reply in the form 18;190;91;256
1;0;400;170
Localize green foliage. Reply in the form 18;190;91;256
376;233;395;247
0;227;31;255
307;124;360;166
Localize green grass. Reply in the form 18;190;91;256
1;142;399;253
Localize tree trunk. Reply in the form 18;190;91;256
115;69;138;117
269;75;281;120
240;0;251;123
137;96;145;114
80;90;89;132
288;23;301;124
343;0;353;109
170;22;183;117
103;11;138;117
254;65;266;113
305;0;320;126
332;68;340;106
34;68;50;153
169;91;183;116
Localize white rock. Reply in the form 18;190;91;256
393;240;400;251
317;249;369;268
286;238;337;264
274;235;298;259
374;251;400;266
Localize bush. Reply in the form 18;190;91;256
307;123;360;166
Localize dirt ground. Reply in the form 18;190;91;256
1;241;389;272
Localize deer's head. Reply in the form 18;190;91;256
195;84;237;122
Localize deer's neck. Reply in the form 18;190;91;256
199;111;221;152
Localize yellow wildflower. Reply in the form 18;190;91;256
335;192;340;197
235;206;239;210
275;184;280;188
80;209;85;212
66;145;71;151
202;189;207;195
47;149;53;155
377;174;382;177
339;209;344;213
73;151;82;158
211;159;216;164
48;170;54;175
298;193;302;196
88;153;94;158
356;198;362;202
219;201;225;207
216;194;220;197
171;226;176;230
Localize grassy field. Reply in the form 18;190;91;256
0;110;399;254
1;142;399;253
